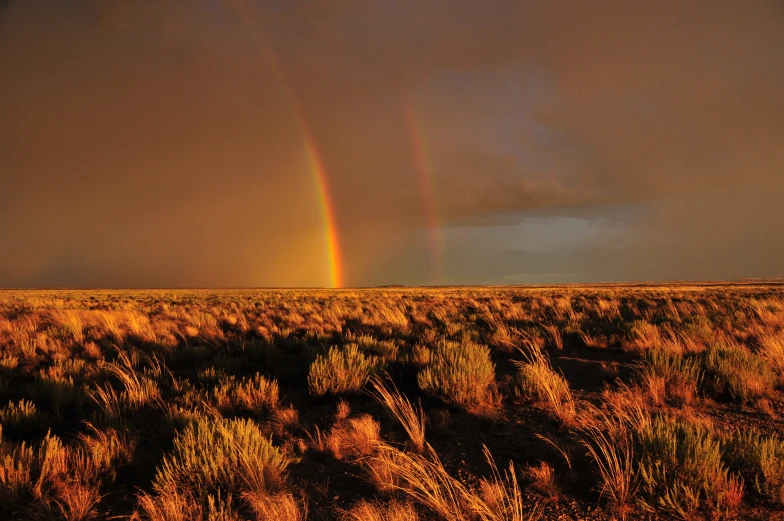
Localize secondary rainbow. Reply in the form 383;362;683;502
403;100;443;284
225;2;343;288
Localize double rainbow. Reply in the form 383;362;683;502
227;3;442;287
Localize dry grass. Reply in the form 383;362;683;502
342;500;420;521
54;481;103;521
526;461;560;499
514;343;577;424
1;285;784;520
0;430;105;519
638;349;702;405
244;491;307;521
306;410;381;461
576;405;638;516
364;442;536;521
78;424;136;477
366;443;472;521
326;414;381;460
210;372;280;414
369;377;426;452
759;332;784;385
135;488;235;521
0;399;41;437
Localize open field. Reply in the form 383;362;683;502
1;284;783;520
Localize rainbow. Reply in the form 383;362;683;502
403;101;444;284
225;2;343;288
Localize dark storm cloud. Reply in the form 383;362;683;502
1;0;782;286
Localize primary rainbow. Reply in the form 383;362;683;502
403;100;444;284
226;2;343;288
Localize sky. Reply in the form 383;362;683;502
1;1;783;288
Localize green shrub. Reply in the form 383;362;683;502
26;374;84;417
352;334;400;362
0;400;42;438
308;344;382;396
726;430;784;504
417;339;495;409
639;349;702;405
636;417;743;519
210;373;280;414
703;344;776;402
154;416;289;498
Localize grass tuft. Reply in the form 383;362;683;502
368;377;426;452
308;344;382;396
417;339;495;410
153;416;290;499
514;343;576;424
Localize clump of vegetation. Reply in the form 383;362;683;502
417;338;495;409
79;424;136;479
726;430;784;505
576;406;639;516
636;416;743;519
369;378;426;452
514;344;576;424
758;333;784;385
209;372;280;414
703;343;777;402
153;416;289;498
244;491;307;521
342;500;419;521
365;442;535;521
0;430;104;519
309;413;381;461
0;399;42;438
1;285;784;520
350;333;400;362
638;349;703;405
308;344;382;396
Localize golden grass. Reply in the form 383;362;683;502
308;344;382;396
417;338;495;410
342;500;419;521
759;332;784;385
244;491;307;521
369;377;426;452
154;417;289;498
365;442;537;521
575;405;638;516
326;414;381;460
366;443;472;521
1;284;783;519
526;461;559;499
514;343;576;424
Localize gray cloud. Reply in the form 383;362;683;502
1;1;782;286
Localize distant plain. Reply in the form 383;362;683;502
1;283;783;520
